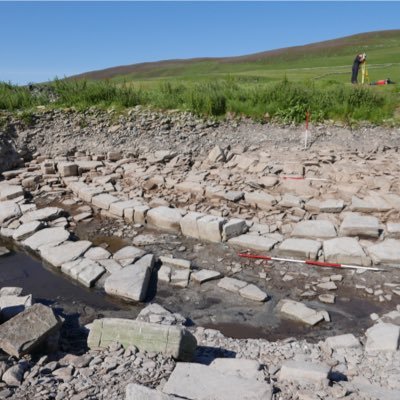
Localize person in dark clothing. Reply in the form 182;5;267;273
351;53;366;84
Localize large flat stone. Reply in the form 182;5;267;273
245;191;277;210
147;207;183;233
339;213;380;238
62;258;106;287
324;334;361;350
277;299;326;326
222;218;247;241
23;227;70;251
88;318;197;361
365;323;400;352
279;360;330;385
209;358;261;380
109;199;142;217
218;277;248;293
291;220;337;240
368;239;400;265
0;185;23;201
91;193;119;210
104;255;154;301
350;195;391;213
78;186;104;202
113;246;146;267
191;269;222;284
163;362;272;400
0;201;22;225
323;237;371;266
228;234;279;252
278;238;322;260
40;240;92;267
126;383;177;400
0;304;62;357
19;207;64;224
239;284;268;302
57;162;78;177
12;221;43;241
197;215;226;243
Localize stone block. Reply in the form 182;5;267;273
365;323;400;352
134;204;150;224
159;256;191;269
239;284;268;302
40;240;92;267
88;318;197;361
0;201;22;225
57;162;78;177
339;213;380;238
279;360;330;385
0;185;24;201
350;195;391;213
209;358;261;380
78;186;104;203
218;277;247;293
368;239;400;265
323;237;371;266
222;218;247;241
20;207;64;224
113;246;146;267
23;227;70;251
197;215;226;243
278;238;322;260
319;199;344;213
277;299;326;326
324;334;361;350
147;207;183;233
0;304;62;358
228;234;279;252
170;269;191;288
180;212;204;239
245;191;277;210
291;220;337;240
91;193;119;210
163;362;272;400
191;269;222;284
126;383;177;400
12;221;43;241
109;200;142;218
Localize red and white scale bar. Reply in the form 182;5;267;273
238;253;383;272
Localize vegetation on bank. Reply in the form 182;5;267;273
0;77;399;125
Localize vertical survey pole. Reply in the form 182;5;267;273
304;111;310;149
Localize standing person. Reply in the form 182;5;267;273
351;53;366;84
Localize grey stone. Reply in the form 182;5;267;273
239;284;268;302
208;145;226;163
57;162;78;177
97;258;122;274
40;240;92;267
319;199;344;213
339;213;380;238
0;201;22;225
12;221;43;241
191;269;222;284
279;360;330;385
218;277;248;293
387;222;400;238
0;303;62;357
109;199;142;217
317;281;337;290
0;185;23;201
170;269;191;288
160;256;191;269
84;246;111;260
0;294;33;321
279;194;303;208
278;238;322;260
351;195;391;213
20;207;64;223
126;383;177;400
88;318;197;361
113;246;146;267
180;212;204;239
158;265;171;283
291;220;337;240
368;239;400;265
323;237;371;266
209;358;261;380
147;207;183;233
325;334;361;350
365;323;400;352
245;191;277;210
91;193;119;210
197;215;226;243
277;299;326;325
23;227;70;250
163;362;272;400
2;364;25;386
222;218;247;241
228;234;279;252
104;256;153;302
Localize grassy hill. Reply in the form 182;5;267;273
72;30;400;84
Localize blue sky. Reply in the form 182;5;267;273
1;1;399;84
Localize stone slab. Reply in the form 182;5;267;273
245;191;277;210
147;207;183;233
197;215;226;243
40;240;92;267
88;318;197;361
222;218;247;241
23;227;70;251
324;334;361;350
180;212;204;239
277;299;326;326
91;193;119;210
113;246;146;267
365;323;400;352
0;304;62;357
163;362;272;400
291;220;337;240
323;237;371;266
368;239;400;265
239;284;268;302
209;358;261;380
20;207;64;224
0;185;23;201
228;234;279;252
0;295;33;321
218;277;248;293
191;269;222;284
170;269;191;288
278;238;321;260
0;201;22;225
126;383;177;400
279;360;330;385
160;256;191;269
319;199;344;213
109;199;142;217
339;213;380;238
350;195;391;213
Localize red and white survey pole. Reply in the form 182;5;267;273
238;253;383;272
304;111;310;149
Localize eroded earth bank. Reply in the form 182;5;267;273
0;108;400;399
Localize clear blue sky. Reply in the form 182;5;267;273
1;1;399;84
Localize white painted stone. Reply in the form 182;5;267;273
239;284;268;302
147;207;183;233
0;201;22;225
222;218;247;241
291;220;337;240
228;234;279;252
325;334;361;350
323;237;371;266
113;246;146;267
278;238;321;260
197;215;226;243
277;299;326;326
12;221;43;241
163;362;272;400
339;213;380;238
368;239;400;265
218;277;248;293
191;269;222;284
23;227;70;251
40;240;92;267
104;255;154;301
180;212;205;239
365;323;400;352
279;360;330;385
